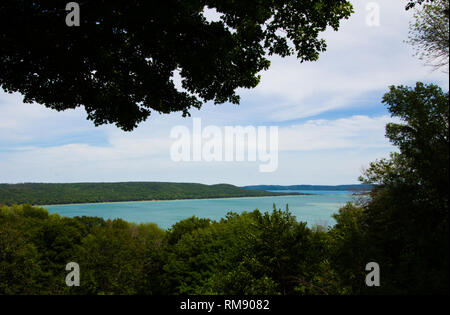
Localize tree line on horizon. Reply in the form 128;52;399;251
0;182;292;206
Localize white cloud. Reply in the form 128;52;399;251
239;0;449;121
0;92;106;144
0;0;446;185
0;115;396;184
278;115;397;151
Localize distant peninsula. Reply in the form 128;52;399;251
241;184;373;191
0;182;304;206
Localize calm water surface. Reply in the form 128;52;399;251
45;190;354;229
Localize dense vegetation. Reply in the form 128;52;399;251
407;0;449;70
1;81;447;295
0;0;352;130
0;203;339;295
348;82;449;294
0;182;297;206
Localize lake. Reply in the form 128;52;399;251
44;190;354;230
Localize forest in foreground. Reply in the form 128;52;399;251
0;182;294;206
0;83;449;295
0;83;448;295
0;199;447;295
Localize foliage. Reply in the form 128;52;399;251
0;222;43;294
0;82;448;294
0;204;166;294
329;203;366;294
0;0;353;130
0;182;296;205
0;203;343;295
407;0;449;70
406;0;437;10
334;82;449;294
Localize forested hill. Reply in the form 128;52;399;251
242;184;373;191
0;182;299;206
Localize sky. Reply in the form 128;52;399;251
0;0;448;186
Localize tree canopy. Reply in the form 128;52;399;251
0;204;340;295
333;82;449;294
406;0;437;10
407;0;449;70
0;0;352;130
0;182;298;205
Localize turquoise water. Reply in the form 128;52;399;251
45;190;354;230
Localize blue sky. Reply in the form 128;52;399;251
0;0;448;185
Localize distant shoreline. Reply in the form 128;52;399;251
0;182;307;206
39;193;309;207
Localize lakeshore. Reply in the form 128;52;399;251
44;191;353;229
